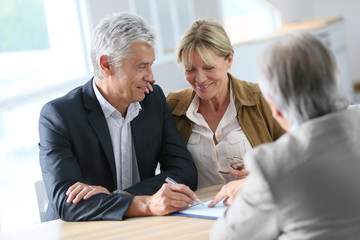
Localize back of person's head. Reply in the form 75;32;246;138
91;12;155;79
258;32;348;124
176;20;233;70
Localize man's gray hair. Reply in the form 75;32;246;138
258;32;348;124
91;12;155;79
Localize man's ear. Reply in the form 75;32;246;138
266;95;292;132
267;97;283;119
99;55;112;77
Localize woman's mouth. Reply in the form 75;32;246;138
196;83;213;90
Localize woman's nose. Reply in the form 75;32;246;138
195;70;206;83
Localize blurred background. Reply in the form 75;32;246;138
1;0;359;231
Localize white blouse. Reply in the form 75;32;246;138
186;84;252;188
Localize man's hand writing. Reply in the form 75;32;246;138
125;183;197;216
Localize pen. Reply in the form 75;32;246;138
165;177;205;206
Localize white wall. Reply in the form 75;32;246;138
268;0;360;83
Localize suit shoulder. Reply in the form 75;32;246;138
41;86;83;113
246;133;304;181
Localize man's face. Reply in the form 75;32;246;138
110;43;155;105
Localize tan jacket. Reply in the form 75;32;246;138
166;73;285;147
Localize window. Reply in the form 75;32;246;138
0;0;90;231
130;0;194;61
221;0;281;44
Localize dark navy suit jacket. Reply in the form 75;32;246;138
39;78;197;221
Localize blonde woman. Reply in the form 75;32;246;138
167;20;285;188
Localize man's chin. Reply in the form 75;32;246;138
136;93;146;102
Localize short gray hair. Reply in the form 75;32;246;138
258;32;348;124
91;12;155;79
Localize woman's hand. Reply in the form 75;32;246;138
208;179;245;207
229;164;249;180
145;79;156;93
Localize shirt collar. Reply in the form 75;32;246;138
92;79;141;120
186;80;237;126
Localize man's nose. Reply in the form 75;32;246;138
144;65;154;82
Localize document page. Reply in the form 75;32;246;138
171;200;228;219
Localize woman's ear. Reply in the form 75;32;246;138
226;52;234;70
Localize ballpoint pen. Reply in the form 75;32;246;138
165;177;205;206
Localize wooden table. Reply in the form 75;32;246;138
0;184;223;240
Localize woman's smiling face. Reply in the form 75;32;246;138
184;50;233;101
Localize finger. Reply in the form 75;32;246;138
234;164;245;171
229;168;248;180
208;190;225;208
163;184;195;205
149;79;156;85
67;184;84;203
83;186;96;200
147;82;153;92
166;183;197;203
66;182;81;196
222;197;231;206
72;186;92;204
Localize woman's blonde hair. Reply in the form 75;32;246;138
176;20;233;70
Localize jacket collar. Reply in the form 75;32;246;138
83;78;117;186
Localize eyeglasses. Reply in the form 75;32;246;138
219;157;244;174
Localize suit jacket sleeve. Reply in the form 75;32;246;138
39;98;135;221
210;151;279;240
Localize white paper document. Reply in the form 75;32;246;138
171;200;228;219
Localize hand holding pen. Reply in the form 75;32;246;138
165;177;205;206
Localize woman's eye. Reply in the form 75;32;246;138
205;67;214;71
186;69;194;73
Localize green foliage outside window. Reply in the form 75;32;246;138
0;0;50;52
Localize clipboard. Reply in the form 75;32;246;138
170;200;228;220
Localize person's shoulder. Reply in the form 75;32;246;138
166;88;193;102
143;84;166;102
231;76;261;95
41;84;85;114
230;74;265;107
246;131;304;179
166;88;194;112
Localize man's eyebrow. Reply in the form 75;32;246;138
137;59;156;65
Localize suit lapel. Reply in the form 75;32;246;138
82;79;117;186
131;102;147;179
